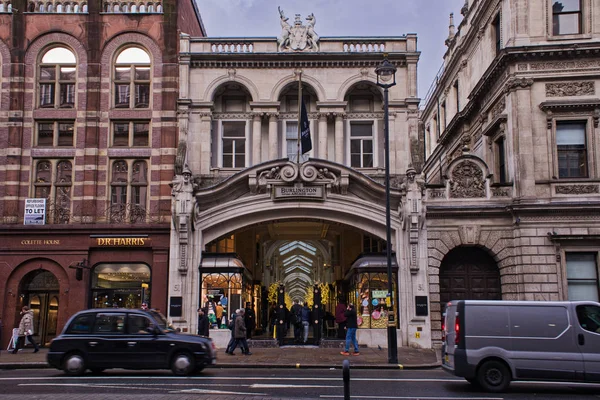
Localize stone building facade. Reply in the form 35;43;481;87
0;0;204;349
421;0;600;347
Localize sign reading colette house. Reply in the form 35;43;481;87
93;237;151;247
273;184;323;200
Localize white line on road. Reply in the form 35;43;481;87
250;384;343;388
320;396;503;400
170;388;267;395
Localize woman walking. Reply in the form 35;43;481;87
12;306;39;354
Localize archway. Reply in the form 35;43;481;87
439;247;501;311
19;270;60;346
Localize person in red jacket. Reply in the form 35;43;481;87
335;297;347;339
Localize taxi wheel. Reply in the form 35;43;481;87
171;352;194;376
63;353;86;376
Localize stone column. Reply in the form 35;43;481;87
318;113;328;160
252;113;262;166
510;78;535;198
268;113;279;161
334;113;344;164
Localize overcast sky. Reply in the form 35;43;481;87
195;0;465;99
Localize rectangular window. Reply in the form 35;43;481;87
493;13;501;54
134;83;150;108
350;122;373;168
557;120;587;178
496;136;507;183
286;121;298;160
37;121;74;147
222;121;246;168
112;121;150;147
454;80;460;112
115;84;130;108
566;253;599;301
440;102;447;130
552;0;582;35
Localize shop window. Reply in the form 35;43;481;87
350;122;373;168
112;121;150;147
201;272;244;328
556;120;587;178
566;253;599;301
33;159;72;224
91;263;151;308
110;160;148;223
221;121;246;168
206;235;236;253
349;271;397;329
114;47;151;109
36;121;74;147
552;0;582;35
38;47;76;108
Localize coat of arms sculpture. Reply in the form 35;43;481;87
278;7;320;52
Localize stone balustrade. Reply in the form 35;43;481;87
343;42;386;53
211;42;254;53
17;1;164;13
103;2;162;13
0;1;11;12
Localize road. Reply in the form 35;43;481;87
1;367;599;399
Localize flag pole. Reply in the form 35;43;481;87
297;72;302;165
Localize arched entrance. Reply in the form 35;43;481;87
19;270;60;346
439;247;501;310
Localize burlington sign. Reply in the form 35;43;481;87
274;184;323;200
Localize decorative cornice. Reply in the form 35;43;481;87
482;114;507;138
539;99;600;112
190;59;407;69
546;81;595;97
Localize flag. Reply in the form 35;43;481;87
300;97;312;154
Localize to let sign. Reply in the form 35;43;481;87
24;198;46;225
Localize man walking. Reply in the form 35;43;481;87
244;302;256;339
12;306;39;354
290;299;302;343
230;309;251;355
340;303;359;356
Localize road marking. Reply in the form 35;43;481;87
251;383;343;389
0;376;463;382
320;396;503;400
171;388;267;395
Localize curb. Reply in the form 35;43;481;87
0;362;441;371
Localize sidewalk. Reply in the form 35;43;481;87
0;346;440;370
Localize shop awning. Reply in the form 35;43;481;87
344;253;398;280
199;253;246;270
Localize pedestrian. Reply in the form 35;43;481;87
301;302;311;343
335;297;347;339
12;306;39;354
290;299;302;343
244;301;256;339
225;309;239;354
216;302;224;326
269;302;277;336
230;309;251;355
197;308;209;336
340;303;359;356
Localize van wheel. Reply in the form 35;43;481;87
171;352;194;376
477;360;511;392
63;353;86;376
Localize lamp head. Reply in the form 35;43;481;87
375;56;397;88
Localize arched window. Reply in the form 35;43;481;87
39;47;76;108
114;47;151;109
33;159;73;224
110;159;148;223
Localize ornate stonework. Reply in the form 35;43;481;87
490;97;506;118
546;81;595;97
504;77;534;93
449;160;486;198
249;162;348;195
530;60;600;71
555;185;599;195
278;7;320;52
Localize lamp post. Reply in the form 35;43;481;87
375;55;398;364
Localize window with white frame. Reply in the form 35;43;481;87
350;122;373;168
285;121;298;160
552;0;582;35
221;121;246;168
37;121;74;146
33;159;73;224
112;121;150;147
39;47;76;108
114;47;151;109
566;253;599;301
556;120;587;178
110;159;148;223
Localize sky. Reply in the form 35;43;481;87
195;0;465;99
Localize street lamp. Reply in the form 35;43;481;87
375;55;398;364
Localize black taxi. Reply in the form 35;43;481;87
47;308;215;376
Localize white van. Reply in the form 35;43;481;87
441;300;600;392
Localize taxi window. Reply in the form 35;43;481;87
66;314;94;334
128;314;154;334
93;313;126;334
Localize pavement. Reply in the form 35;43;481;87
0;344;440;370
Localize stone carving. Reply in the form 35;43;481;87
505;77;534;93
546;81;595;97
449;160;486;198
401;167;425;274
491;187;510;197
491;97;506;118
555;185;599;195
278;7;320;52
518;64;528;71
428;189;446;199
251;162;347;194
530;60;600;71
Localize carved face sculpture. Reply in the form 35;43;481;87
183;172;191;184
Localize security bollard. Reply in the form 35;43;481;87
343;359;350;400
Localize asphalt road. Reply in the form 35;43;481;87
1;367;599;400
